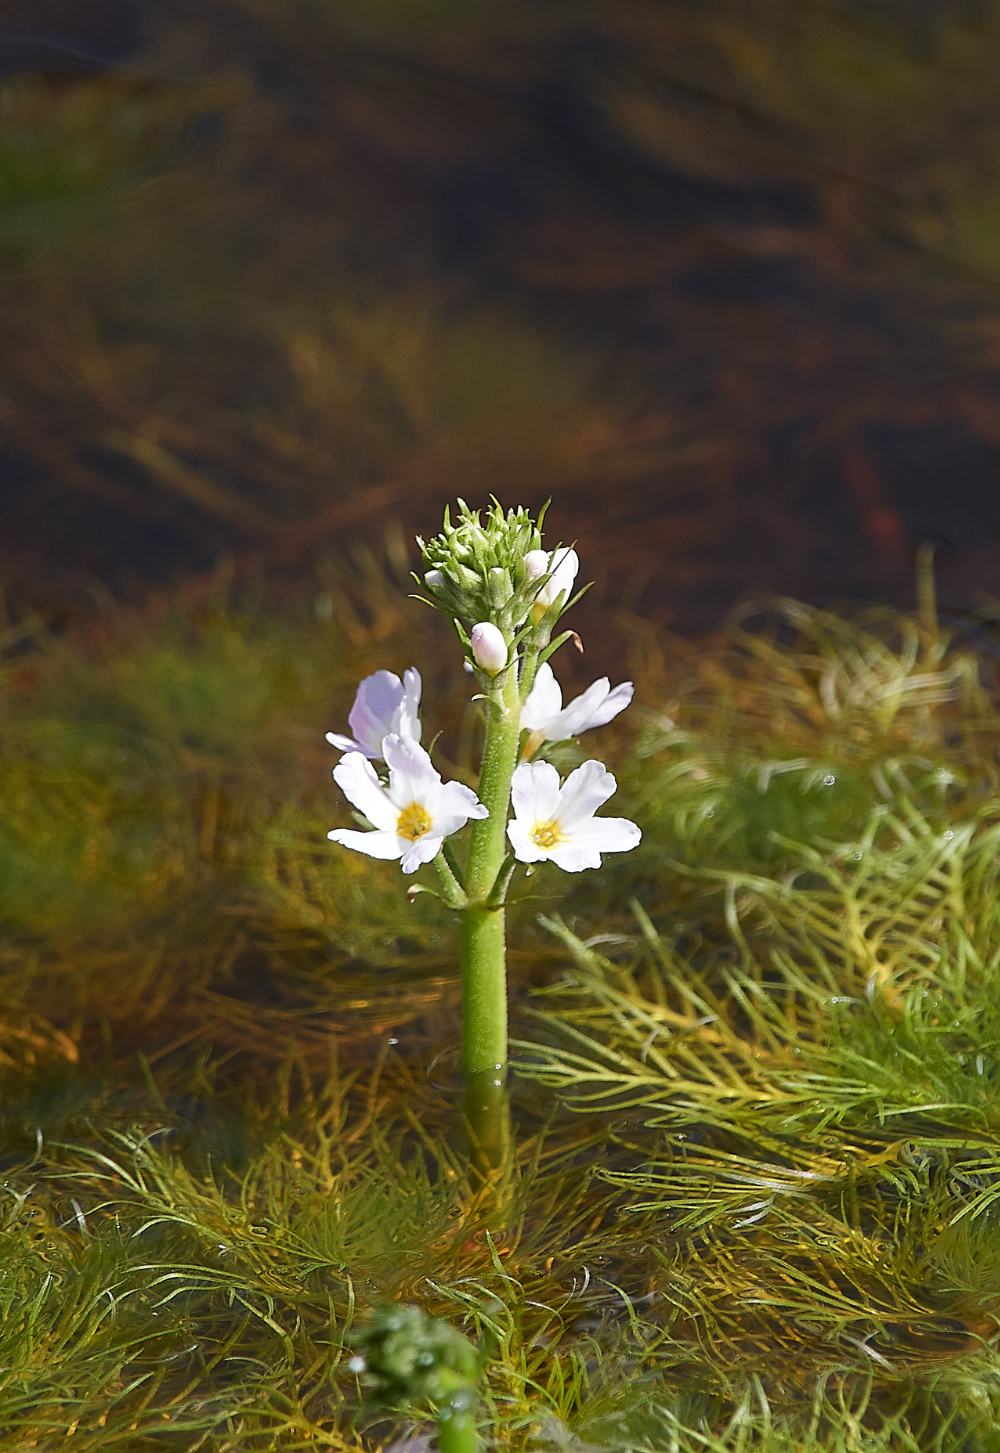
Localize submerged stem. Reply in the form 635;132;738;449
437;1409;479;1453
916;539;939;651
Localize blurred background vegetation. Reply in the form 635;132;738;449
2;0;1000;636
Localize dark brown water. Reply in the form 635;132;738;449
2;0;1000;637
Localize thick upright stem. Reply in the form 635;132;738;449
461;906;507;1075
461;908;510;1181
460;660;521;1176
464;665;522;910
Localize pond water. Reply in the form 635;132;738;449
2;0;1000;639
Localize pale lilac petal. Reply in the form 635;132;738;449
435;780;489;836
549;678;612;738
554;760;617;831
400;834;445;873
332;752;399;831
580;679;633;730
561;816;641;854
507;817;545;863
548;840;603;872
327;828;403;860
347;670;404;756
520;663;563;731
326;731;361;752
390;668;422;743
511;760;562;825
554;679;633;738
383;734;442;812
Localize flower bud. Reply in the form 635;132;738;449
535;547;579;611
524;550;548;582
424;569;445;593
470;622;508;675
488;566;514;609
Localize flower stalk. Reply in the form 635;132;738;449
459;652;522;1177
327;501;640;1183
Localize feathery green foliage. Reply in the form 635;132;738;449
3;567;1000;1446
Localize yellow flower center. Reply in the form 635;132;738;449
396;801;433;841
530;819;563;850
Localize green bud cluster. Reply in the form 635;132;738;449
347;1303;481;1420
417;498;548;633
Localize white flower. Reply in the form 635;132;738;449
507;758;640;872
524;547;579;614
470;622;508;675
326;668;421;759
328;734;488;874
521;662;633;746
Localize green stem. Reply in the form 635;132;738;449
460;660;521;1176
486;851;517;910
435;850;468;909
461;907;508;1075
437;1409;478;1453
442;839;467;891
518;644;540;704
465;664;522;907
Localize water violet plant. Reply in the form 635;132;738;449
325;501;639;1172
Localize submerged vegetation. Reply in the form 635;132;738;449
2;555;1000;1448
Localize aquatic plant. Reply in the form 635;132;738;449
326;501;639;1175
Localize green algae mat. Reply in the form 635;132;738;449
2;549;1000;1451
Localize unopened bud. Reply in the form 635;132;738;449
524;550;548;582
535;547;579;611
489;566;513;607
470;622;508;675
